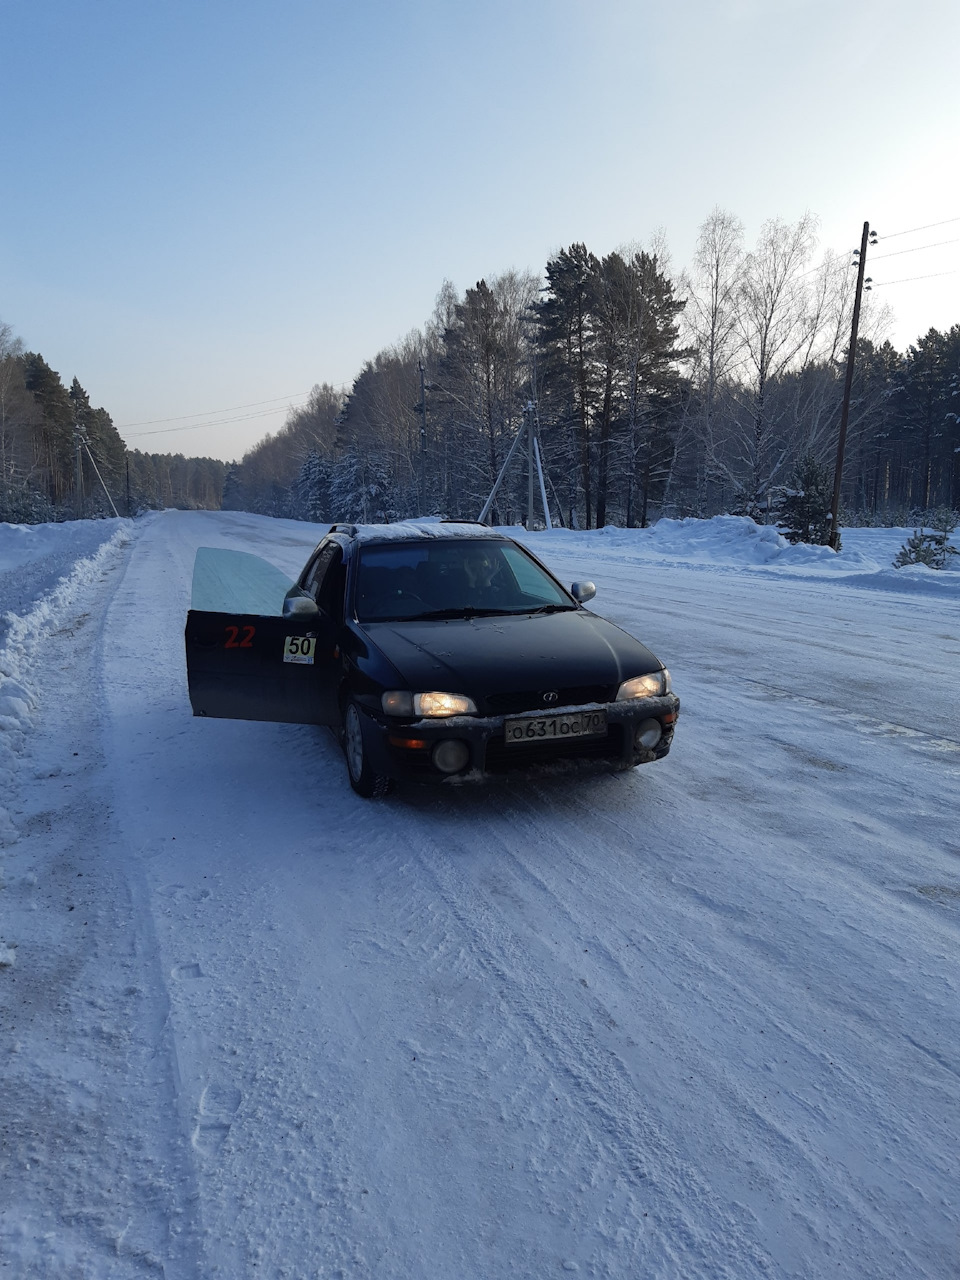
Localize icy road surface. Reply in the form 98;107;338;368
1;510;958;1279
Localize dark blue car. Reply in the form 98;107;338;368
185;522;679;797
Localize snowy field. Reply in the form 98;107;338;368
0;510;958;1279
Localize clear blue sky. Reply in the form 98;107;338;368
3;0;958;461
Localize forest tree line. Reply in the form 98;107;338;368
225;210;960;530
4;208;958;532
0;323;225;522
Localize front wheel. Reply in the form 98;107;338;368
343;700;391;798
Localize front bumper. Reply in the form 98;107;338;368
357;693;680;783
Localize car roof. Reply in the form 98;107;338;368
332;521;509;546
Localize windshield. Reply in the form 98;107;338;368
354;539;575;622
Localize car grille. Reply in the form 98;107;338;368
483;685;613;716
483;724;625;773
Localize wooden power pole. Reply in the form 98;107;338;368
828;220;876;550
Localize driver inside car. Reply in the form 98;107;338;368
463;545;498;590
461;544;520;609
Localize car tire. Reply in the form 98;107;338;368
343;699;391;799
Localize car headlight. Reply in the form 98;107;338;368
616;670;671;701
382;690;477;717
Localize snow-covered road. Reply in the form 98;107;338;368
1;510;958;1279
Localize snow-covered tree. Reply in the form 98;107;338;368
328;446;395;523
295;450;331;523
771;454;834;546
893;509;959;569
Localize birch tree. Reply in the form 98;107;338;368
730;213;818;511
668;210;745;514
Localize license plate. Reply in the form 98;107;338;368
504;709;607;745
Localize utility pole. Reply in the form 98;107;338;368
478;401;552;530
74;424;84;520
828;220;877;550
81;437;120;518
526;403;536;529
417;359;427;515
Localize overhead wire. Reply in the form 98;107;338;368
871;270;958;287
118;373;355;440
877;215;960;241
117;380;353;433
868;221;960;289
838;219;960;293
124;404;310;438
797;223;960;280
870;237;960;261
117;391;314;429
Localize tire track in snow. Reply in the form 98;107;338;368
400;798;775;1279
398;765;958;1279
581;818;953;1275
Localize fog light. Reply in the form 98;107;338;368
634;719;663;750
432;739;470;774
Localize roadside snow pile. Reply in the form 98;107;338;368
515;514;829;566
617;515;789;561
0;520;134;845
515;516;960;596
600;515;881;568
0;518;136;638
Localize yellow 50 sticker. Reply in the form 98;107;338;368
283;635;315;665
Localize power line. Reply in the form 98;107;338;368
796;226;960;280
124;403;307;438
872;269;958;287
870;237;960;261
879;215;960;240
117;390;314;429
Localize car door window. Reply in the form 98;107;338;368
314;546;345;622
303;543;338;598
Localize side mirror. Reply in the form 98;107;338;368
282;589;321;621
570;581;596;604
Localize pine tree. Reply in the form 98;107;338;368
220;466;244;511
892;327;960;510
296;450;331;523
609;250;687;527
24;354;74;503
772;453;834;545
329;446;394;523
536;244;600;527
434;272;537;522
893;509;959;569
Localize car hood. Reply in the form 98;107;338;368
364;609;662;702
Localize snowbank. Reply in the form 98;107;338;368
0;518;136;633
0;520;135;845
508;515;960;596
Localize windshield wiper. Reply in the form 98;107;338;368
407;603;577;620
406;606;512;621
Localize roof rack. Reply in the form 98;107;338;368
439;518;489;526
329;522;358;536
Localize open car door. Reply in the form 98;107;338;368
184;548;339;725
